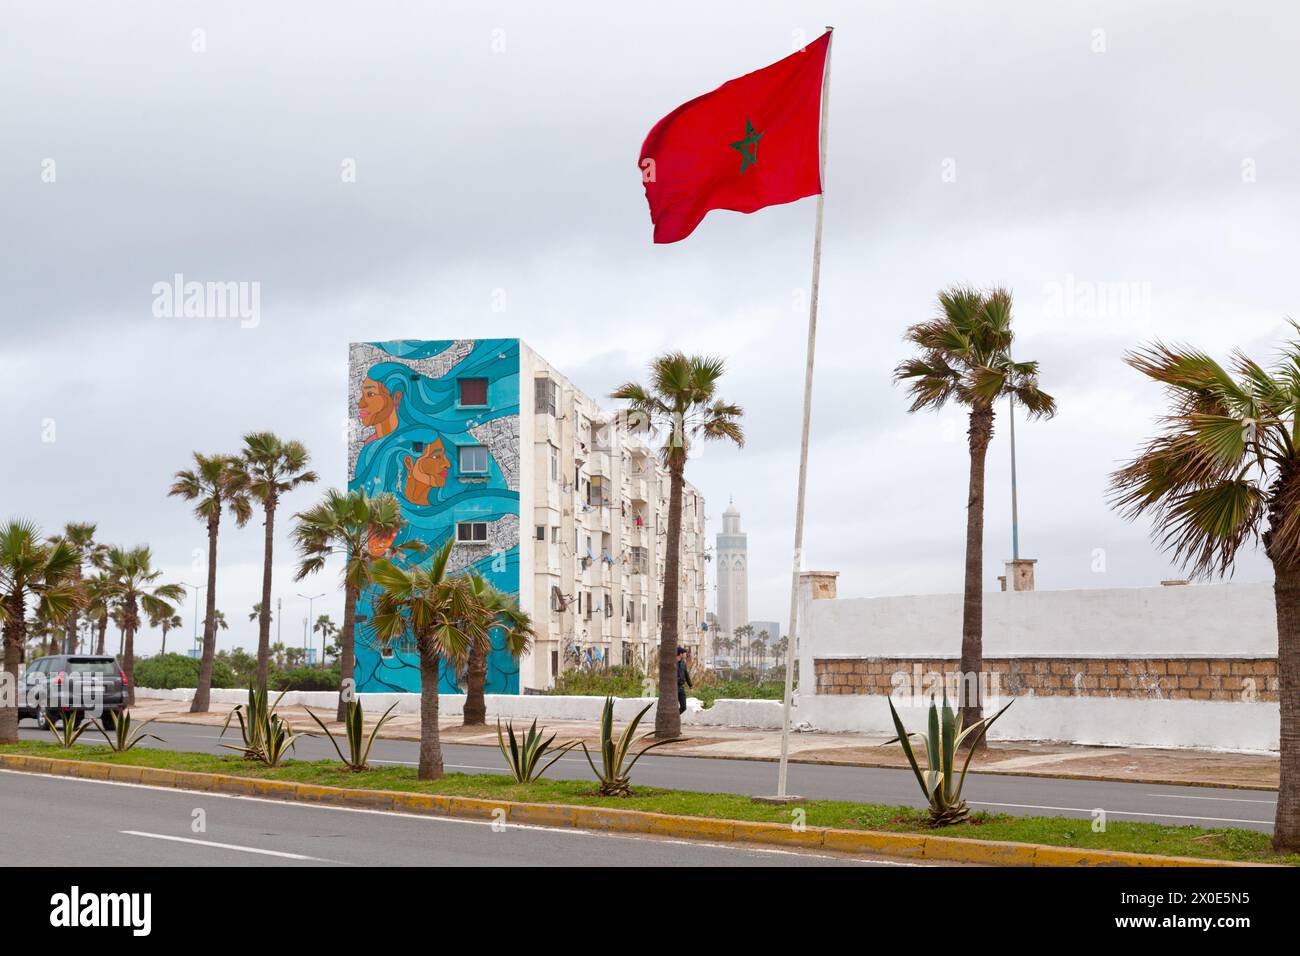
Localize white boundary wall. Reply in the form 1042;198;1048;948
796;579;1280;753
135;687;785;729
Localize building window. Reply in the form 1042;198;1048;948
535;525;545;541
550;586;564;612
550;526;559;544
549;445;558;482
534;377;558;416
459;445;488;475
588;475;606;506
458;377;488;407
457;521;488;543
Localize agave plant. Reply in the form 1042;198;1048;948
885;693;1012;827
45;710;91;748
580;696;675;797
90;709;163;752
497;718;578;784
304;699;398;772
220;684;299;766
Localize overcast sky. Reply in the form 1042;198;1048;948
3;1;1297;655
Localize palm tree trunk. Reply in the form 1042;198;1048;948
418;639;444;780
192;514;221;713
95;616;107;655
1272;564;1300;850
959;403;995;746
160;626;168;656
67;564;83;655
256;499;276;693
654;462;686;739
0;595;25;744
463;640;488;726
123;597;138;707
336;579;359;722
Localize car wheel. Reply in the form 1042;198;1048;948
102;710;118;730
33;706;48;729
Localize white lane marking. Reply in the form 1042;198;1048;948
0;770;899;865
971;801;1268;825
1142;792;1275;804
119;830;335;862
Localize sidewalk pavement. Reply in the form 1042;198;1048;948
123;697;1281;791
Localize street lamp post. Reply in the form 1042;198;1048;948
181;581;207;659
299;592;324;667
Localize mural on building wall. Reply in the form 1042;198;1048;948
347;339;521;694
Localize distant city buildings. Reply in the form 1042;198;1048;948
748;621;780;645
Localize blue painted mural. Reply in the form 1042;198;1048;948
347;339;521;694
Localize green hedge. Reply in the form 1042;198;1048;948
271;667;342;692
133;653;236;690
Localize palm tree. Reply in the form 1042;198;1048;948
102;546;185;706
1109;336;1300;852
112;605;127;656
894;287;1055;737
49;522;107;655
292;488;409;719
371;538;489;779
611;353;744;739
205;609;229;638
462;574;534;726
170;452;251;712
84;572;112;655
241;432;318;692
249;602;267;624
150;611;184;656
313;615;337;668
0;520;80;743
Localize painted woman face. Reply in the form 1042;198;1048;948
358;378;399;428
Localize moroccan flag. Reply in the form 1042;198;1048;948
638;31;831;243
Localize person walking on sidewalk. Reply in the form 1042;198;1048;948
676;646;693;714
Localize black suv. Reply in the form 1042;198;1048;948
18;655;127;728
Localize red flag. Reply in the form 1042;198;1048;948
638;31;830;244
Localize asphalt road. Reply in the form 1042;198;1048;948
16;718;1279;832
0;769;893;866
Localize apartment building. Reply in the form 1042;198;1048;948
347;338;708;695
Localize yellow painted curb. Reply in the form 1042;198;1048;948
0;753;1274;867
923;835;1040;866
732;820;827;849
644;813;736;842
508;802;580;827
448;796;507;820
822;829;928;858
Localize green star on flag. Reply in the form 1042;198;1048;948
729;118;763;173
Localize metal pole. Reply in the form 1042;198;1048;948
299;592;324;666
1010;393;1020;561
776;27;834;800
181;582;205;658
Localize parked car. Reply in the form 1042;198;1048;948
18;655;127;728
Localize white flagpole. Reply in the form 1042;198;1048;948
775;26;833;800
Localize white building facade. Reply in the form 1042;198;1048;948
518;344;708;689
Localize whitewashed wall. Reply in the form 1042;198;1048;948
797;579;1280;753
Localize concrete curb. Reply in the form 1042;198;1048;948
0;753;1273;868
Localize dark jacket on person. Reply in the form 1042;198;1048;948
677;658;692;688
